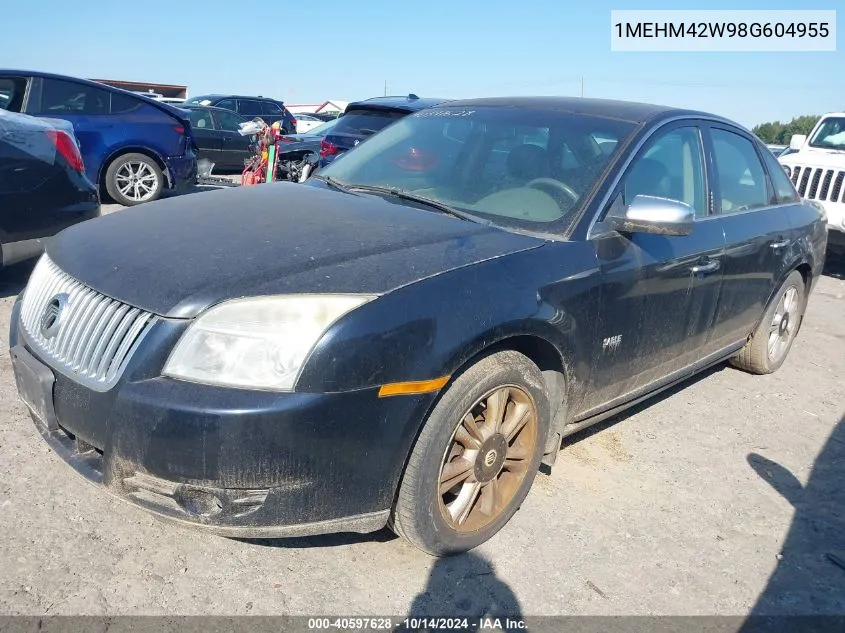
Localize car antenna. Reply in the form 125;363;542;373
408;93;419;100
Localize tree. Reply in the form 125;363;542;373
753;115;821;144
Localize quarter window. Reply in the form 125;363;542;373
711;129;769;213
623;126;707;217
760;146;800;204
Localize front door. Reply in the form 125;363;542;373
704;125;795;350
578;123;726;418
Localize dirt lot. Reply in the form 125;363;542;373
0;192;843;617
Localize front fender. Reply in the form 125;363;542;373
296;242;600;410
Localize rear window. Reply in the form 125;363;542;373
330;108;406;137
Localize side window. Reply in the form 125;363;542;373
760;146;800;204
238;99;264;116
262;101;282;115
214;99;236;111
0;77;27;112
40;79;108;115
213;110;244;132
623;126;707;217
110;92;143;114
187;109;214;130
711;128;769;213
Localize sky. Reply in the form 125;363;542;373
0;0;840;127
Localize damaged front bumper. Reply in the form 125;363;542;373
9;298;434;538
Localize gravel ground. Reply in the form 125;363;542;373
0;188;843;617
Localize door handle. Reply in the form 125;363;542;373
690;259;720;275
769;238;790;250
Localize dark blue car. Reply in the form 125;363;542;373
318;94;447;168
0;71;197;206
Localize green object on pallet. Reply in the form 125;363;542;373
266;143;277;183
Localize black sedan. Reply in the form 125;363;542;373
1;112;99;267
180;105;253;173
9;98;826;556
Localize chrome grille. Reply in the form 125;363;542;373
19;255;155;391
789;165;845;202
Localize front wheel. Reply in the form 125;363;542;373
105;153;164;206
391;351;550;556
731;270;806;374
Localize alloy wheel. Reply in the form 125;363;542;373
438;385;538;532
768;284;799;363
115;161;159;202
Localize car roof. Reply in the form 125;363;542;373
0;69;190;119
180;104;244;114
346;95;449;113
437;96;727;125
191;94;284;104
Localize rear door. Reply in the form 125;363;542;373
704;125;794;350
186;108;222;166
211;109;252;170
579;122;726;416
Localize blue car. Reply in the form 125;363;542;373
318;94;448;168
0;71;197;206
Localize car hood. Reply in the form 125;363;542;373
46;182;543;318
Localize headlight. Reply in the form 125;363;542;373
163;294;374;391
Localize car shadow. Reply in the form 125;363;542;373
0;259;36;300
394;551;522;629
235;527;399;550
739;414;845;629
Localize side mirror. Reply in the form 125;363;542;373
609;195;694;237
789;134;807;150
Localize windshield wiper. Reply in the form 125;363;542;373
347;185;492;226
313;175;351;193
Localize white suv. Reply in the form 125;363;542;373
780;113;845;255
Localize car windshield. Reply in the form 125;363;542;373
808;117;845;151
318;105;636;234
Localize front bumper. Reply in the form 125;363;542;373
9;298;435;537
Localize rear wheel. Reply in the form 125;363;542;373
105;153;164;206
731;270;806;374
391;351;550;556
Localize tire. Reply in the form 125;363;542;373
391;350;550;556
730;270;806;375
105;153;164;207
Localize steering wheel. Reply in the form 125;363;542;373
525;178;579;204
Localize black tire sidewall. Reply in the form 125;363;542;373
105;153;164;206
403;352;551;555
